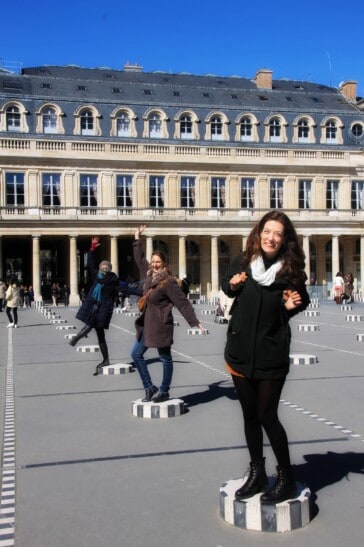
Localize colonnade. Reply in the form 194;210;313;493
1;232;364;303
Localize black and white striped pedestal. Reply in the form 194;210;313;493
101;363;133;374
219;477;311;532
341;305;352;311
304;310;320;317
297;324;319;332
76;345;100;353
56;325;76;330
201;309;215;315
346;315;364;322
290;353;318;365
131;398;185;418
187;328;209;335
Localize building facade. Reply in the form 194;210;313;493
1;64;364;304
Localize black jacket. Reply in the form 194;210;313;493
76;250;119;329
222;253;310;380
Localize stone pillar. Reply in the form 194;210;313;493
332;236;339;281
32;236;42;302
179;236;187;278
146;237;153;261
303;235;310;283
110;236;119;277
0;236;3;279
242;236;247;252
211;236;219;293
360;235;364;293
69;235;79;306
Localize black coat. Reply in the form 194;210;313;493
222;254;310;380
76;250;119;329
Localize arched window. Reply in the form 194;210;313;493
211;115;223;140
143;109;168;139
240;116;252;140
269;117;281;141
0;102;28;133
35;103;64;134
180;114;192;139
298;119;309;141
110;107;137;137
174;110;199;140
264;115;287;143
43;107;58;133
149;113;161;138
292;115;316;144
326;120;337;142
81;109;94;135
73;106;101;136
320;117;343;145
235;113;259;142
6;105;21;131
117;112;130;136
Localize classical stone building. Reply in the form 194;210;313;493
0;63;364;304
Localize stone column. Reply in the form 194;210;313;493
69;235;79;306
360;235;364;294
146;237;153;261
179;236;186;279
332;236;339;281
303;235;310;283
0;236;3;279
211;236;219;293
110;236;119;277
32;236;42;302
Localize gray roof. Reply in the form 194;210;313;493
0;65;363;147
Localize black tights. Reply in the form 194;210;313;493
232;375;291;467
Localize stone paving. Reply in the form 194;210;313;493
0;300;363;546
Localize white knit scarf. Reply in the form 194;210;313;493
250;255;282;286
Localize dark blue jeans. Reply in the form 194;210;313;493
131;332;173;392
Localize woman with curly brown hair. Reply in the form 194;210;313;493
131;225;205;403
222;210;310;504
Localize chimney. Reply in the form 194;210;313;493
253;68;273;90
339;80;357;102
123;61;143;72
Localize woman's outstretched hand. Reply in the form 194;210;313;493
135;224;147;240
90;236;100;251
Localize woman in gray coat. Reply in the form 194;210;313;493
131;225;205;402
222;210;309;504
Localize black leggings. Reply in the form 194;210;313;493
232;374;291;467
95;327;105;344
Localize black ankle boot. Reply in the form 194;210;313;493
261;465;296;504
142;386;158;402
69;325;92;346
235;459;268;500
152;390;170;403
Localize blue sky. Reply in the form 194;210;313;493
1;0;363;95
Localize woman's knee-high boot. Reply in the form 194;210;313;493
235;459;268;500
69;325;92;346
93;341;110;375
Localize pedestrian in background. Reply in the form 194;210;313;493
5;278;21;328
0;279;6;312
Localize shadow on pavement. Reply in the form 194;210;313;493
295;451;364;520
